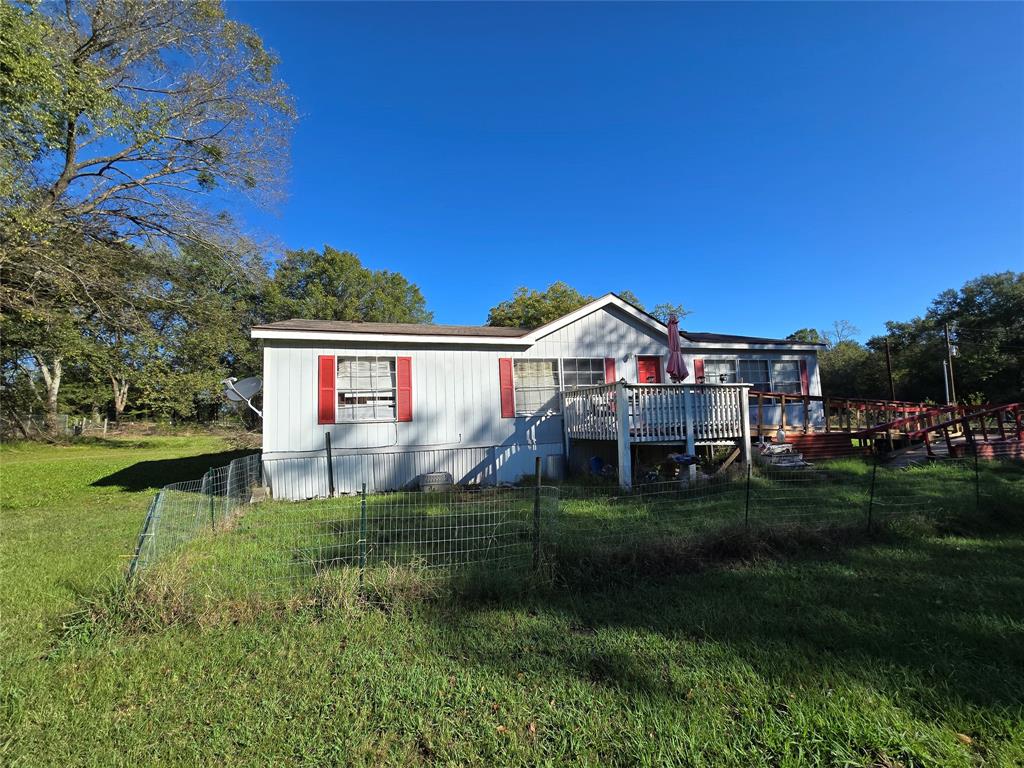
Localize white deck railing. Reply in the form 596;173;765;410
562;382;750;445
689;385;748;443
560;382;619;441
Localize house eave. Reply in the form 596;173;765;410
251;327;533;347
681;341;822;352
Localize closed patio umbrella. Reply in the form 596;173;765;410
665;314;689;382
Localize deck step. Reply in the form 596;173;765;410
773;433;869;460
974;439;1023;460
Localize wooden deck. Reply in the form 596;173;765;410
562;382;750;446
561;382;752;489
563;384;1022;486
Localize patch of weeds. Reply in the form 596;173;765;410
548;520;886;590
886;513;941;539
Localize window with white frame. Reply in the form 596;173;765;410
703;359;736;384
335;356;397;421
513;359;561;415
737;359;771;391
771;360;802;394
562;358;606;389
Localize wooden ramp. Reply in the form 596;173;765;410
772;402;1023;464
881;403;1024;466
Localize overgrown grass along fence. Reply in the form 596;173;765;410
127;449;1024;607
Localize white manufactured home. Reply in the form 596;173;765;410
253;294;824;499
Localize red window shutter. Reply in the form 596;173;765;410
693;358;705;383
396;357;413;422
498;358;515;418
799;359;809;395
604;358;617;383
317;355;336;424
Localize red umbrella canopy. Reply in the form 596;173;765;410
665;314;689;382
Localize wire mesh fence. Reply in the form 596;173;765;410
128;454;264;579
127;449;1022;602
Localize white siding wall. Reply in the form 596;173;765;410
261;306;822;497
262;340;568;496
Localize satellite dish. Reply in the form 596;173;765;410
224;376;262;402
221;376;263;418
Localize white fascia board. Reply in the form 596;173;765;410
251;327;532;347
525;293;667;341
681;341;822;352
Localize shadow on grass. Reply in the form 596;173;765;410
94;462;1024;721
422;512;1024;714
91;449;255;492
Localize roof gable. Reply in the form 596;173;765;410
524;293;667;342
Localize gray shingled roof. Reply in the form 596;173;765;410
253;318;812;346
251;319;530;337
681;331;814;346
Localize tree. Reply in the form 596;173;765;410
1;0;293;273
487;282;590;328
264;246;432;324
651;302;691;323
801;274;1022;404
927;272;1023;404
787;328;826;345
819;340;884;399
486;282;655;328
821;320;859;348
1;0;293;431
0;305;85;430
108;238;268;421
869;272;1024;404
617;290;644;310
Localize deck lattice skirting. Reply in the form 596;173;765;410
561;382;752;489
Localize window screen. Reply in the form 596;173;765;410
771;360;802;394
513;359;561;415
335;357;397;421
703;359;736;384
737;359;771;391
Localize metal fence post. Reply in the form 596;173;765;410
325;432;335;498
127;495;158;581
533;456;542;571
209;470;216;531
867;455;878;531
974;446;981;511
744;462;752;528
225;458;235;522
358;482;367;591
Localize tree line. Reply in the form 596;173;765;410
1;242;435;431
788;272;1023;406
2;2;1019;435
482;275;1023;408
0;2;434;431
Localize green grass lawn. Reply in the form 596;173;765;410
2;436;1023;766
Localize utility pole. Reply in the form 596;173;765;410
884;338;896;401
942;360;951;405
943;323;957;404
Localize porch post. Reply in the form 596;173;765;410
683;386;697;482
615;381;632;490
560;392;571;466
739;385;752;468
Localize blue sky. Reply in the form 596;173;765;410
228;1;1023;339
